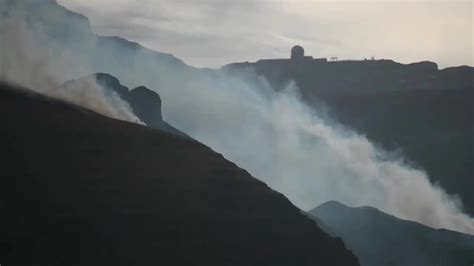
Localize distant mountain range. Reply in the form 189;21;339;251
309;201;474;266
0;83;358;265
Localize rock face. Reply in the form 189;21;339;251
94;73;130;97
309;201;474;266
0;83;359;265
94;73;164;125
127;86;163;127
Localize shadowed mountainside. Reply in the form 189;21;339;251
0;83;359;265
309;201;474;266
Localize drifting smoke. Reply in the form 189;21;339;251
0;12;141;124
159;72;474;235
1;1;473;235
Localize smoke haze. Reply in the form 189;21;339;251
159;72;474;235
0;12;141;124
1;2;473;235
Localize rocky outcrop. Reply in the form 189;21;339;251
127;86;163;126
62;73;185;136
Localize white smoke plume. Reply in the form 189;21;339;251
0;12;141;124
1;1;472;235
159;73;474;235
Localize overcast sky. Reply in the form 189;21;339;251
58;0;472;68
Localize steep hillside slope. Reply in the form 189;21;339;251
0;83;359;265
309;201;474;266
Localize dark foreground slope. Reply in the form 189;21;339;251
309;201;474;266
0;84;358;266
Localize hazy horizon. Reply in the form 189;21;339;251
58;0;473;69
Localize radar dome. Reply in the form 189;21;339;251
291;45;305;60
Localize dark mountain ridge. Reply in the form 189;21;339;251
224;56;473;93
0;83;359;265
309;201;474;266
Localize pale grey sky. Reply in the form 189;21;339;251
58;0;473;68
